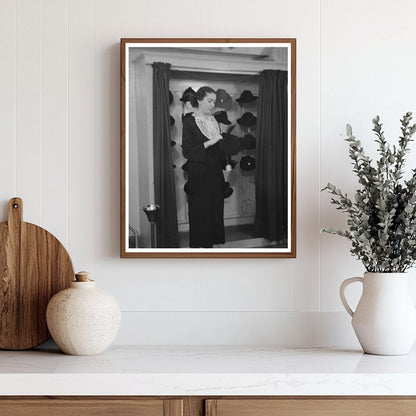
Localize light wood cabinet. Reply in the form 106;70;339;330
205;398;416;416
4;396;416;416
0;398;183;416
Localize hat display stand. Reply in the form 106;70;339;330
236;94;258;177
170;108;177;171
235;90;259;105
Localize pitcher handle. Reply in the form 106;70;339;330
339;277;363;317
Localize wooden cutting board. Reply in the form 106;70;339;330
0;197;75;350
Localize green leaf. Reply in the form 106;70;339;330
323;112;416;272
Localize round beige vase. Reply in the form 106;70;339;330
46;271;121;356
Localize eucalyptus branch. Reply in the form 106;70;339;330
322;113;416;272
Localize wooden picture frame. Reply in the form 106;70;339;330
121;38;296;258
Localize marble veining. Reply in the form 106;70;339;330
1;344;416;395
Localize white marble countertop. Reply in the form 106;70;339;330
2;344;416;396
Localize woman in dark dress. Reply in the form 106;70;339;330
182;86;226;248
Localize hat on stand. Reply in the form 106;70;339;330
184;182;191;194
241;133;256;150
240;155;256;171
222;132;241;156
180;87;196;103
223;182;234;199
181;161;189;172
213;110;232;125
237;112;257;127
215;89;233;111
236;90;258;104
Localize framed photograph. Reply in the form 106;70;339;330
121;38;296;258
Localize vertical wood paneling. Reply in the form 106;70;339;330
15;0;42;224
3;0;416;345
0;0;16;218
41;0;69;246
93;0;319;324
94;7;120;259
6;0;322;345
278;0;320;312
68;0;96;271
115;310;358;346
320;0;416;311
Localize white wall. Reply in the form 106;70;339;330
1;0;415;347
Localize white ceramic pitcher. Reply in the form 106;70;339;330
340;272;416;355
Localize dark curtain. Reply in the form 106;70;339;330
254;70;288;242
152;62;179;248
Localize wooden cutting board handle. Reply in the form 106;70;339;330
0;197;75;350
8;197;23;234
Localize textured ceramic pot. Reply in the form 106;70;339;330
46;271;121;355
340;272;416;355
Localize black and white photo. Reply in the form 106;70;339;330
121;39;296;258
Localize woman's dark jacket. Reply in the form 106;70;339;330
182;115;225;248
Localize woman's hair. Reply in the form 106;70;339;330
190;86;216;108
